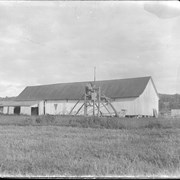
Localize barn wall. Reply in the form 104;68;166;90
9;107;14;114
44;100;84;115
3;107;8;114
20;103;38;115
37;98;138;116
39;101;45;115
103;79;158;116
138;79;159;116
2;106;20;115
41;96;156;116
110;97;139;116
2;106;14;114
21;106;31;115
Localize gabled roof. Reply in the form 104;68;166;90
16;76;152;101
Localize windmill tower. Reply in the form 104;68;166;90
83;67;119;117
69;67;119;117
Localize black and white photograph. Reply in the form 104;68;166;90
0;0;180;178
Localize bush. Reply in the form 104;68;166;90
144;122;162;129
35;115;55;125
1;114;180;130
35;117;41;124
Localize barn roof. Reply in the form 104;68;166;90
16;76;153;101
0;101;38;107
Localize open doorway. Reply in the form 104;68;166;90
14;106;20;115
0;106;3;114
31;107;39;115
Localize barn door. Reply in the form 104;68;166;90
31;107;39;115
14;106;20;115
0;106;3;114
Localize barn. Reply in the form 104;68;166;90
0;76;159;117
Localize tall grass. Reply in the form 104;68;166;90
0;114;180;129
0;125;179;177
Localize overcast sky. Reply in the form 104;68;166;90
0;1;180;97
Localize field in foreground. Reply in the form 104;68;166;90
0;117;180;177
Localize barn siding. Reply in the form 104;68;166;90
3;106;14;114
43;100;84;115
9;107;14;114
111;97;139;116
39;101;45;115
3;107;8;114
138;78;159;116
21;107;31;115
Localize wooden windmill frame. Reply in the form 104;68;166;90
69;68;119;117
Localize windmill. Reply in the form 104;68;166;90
69;67;119;117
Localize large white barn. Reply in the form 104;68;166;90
0;76;159;117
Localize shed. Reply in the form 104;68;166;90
0;101;38;115
171;109;180;117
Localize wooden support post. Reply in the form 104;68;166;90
69;99;80;115
93;99;95;116
38;103;40;116
44;100;46;115
76;103;85;115
7;106;9;114
92;89;95;116
108;101;119;117
101;102;111;115
97;87;100;117
84;94;87;116
101;94;119;117
95;102;102;117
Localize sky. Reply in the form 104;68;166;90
0;1;180;97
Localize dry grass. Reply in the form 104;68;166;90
0;114;180;129
0;115;180;177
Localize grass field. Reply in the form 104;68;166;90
0;115;180;177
